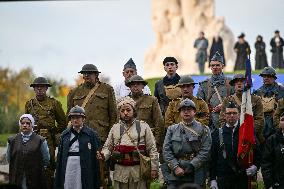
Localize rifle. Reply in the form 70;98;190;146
98;148;108;189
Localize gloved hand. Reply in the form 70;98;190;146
210;180;218;189
246;165;257;176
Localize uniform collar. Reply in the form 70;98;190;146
225;121;239;132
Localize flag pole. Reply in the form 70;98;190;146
248;148;252;189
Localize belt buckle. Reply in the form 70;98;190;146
124;154;130;160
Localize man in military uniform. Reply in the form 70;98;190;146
126;75;164;149
154;57;181;116
67;64;117;143
114;58;151;100
25;76;66;189
209;102;261;189
219;74;265;144
99;97;159;188
253;66;284;139
165;75;209;128
67;64;117;187
162;99;211;188
197;51;234;129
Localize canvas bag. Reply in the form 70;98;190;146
125;121;152;180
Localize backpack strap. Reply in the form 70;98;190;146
135;120;141;145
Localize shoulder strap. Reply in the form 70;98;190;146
81;83;100;108
182;123;199;136
30;99;36;114
213;86;223;104
206;79;213;103
232;94;242;106
135;120;141;145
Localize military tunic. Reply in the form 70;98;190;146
219;94;265;143
197;74;234;129
102;120;159;189
162;120;211;187
25;96;66;165
253;82;284;139
165;97;209;127
130;94;164;148
67;82;117;142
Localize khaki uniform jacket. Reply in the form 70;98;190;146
25;96;66;162
102;120;159;183
130;94;164;147
165;96;209;127
274;98;284;128
25;96;66;133
219;94;265;143
67;82;117;142
197;76;234;128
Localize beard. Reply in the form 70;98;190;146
121;116;134;124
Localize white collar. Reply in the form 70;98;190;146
21;132;33;137
225;121;239;132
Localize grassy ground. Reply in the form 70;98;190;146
0;133;15;146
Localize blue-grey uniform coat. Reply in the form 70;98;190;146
162;120;211;186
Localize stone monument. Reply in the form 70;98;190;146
144;0;235;78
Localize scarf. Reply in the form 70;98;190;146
163;73;180;86
211;73;225;86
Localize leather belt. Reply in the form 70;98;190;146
177;153;196;161
68;152;80;156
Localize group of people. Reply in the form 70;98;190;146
194;30;284;73
4;50;284;189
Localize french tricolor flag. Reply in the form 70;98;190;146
237;58;256;168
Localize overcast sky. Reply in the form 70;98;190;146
0;0;283;86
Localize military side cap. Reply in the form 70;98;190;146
177;75;197;86
78;64;101;73
259;66;277;79
229;74;246;86
210;51;224;64
30;77;52;87
126;75;148;87
178;98;196;111
68;105;86;117
123;58;137;71
163;57;178;65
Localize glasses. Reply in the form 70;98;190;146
164;62;176;66
225;112;238;115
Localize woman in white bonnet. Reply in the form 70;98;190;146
6;114;50;189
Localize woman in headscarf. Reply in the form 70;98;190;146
6;114;50;189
